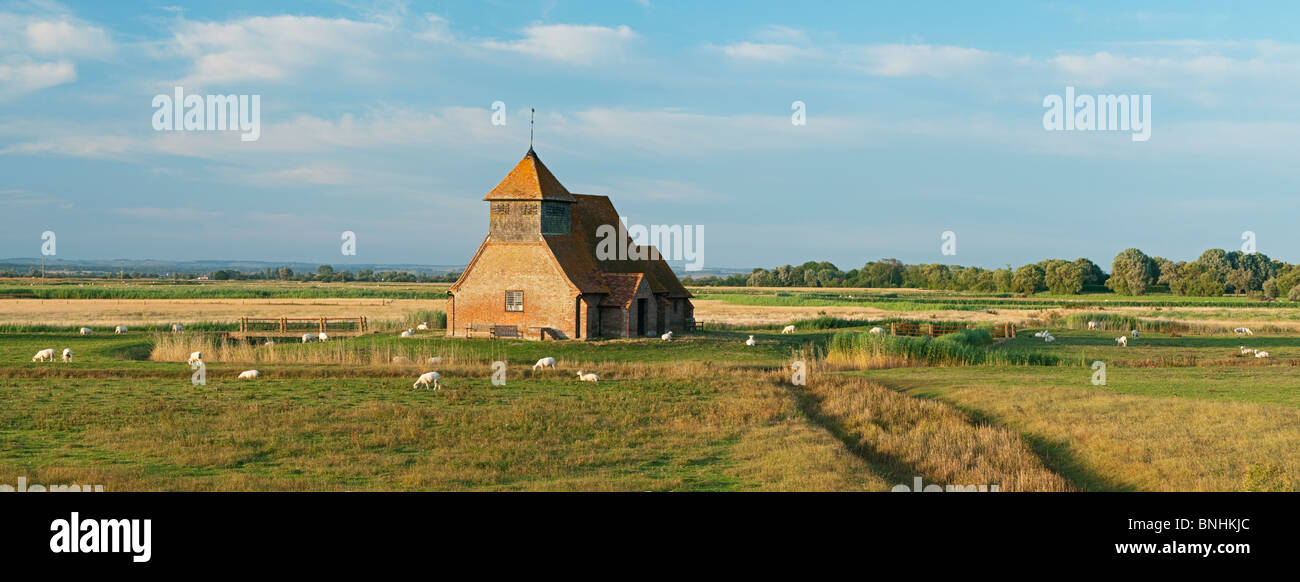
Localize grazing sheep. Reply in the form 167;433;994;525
781;325;796;334
264;340;275;346
1043;333;1055;343
1131;329;1140;339
1087;321;1099;330
187;351;203;365
301;333;316;343
416;322;429;331
1240;346;1256;355
79;327;92;335
1256;351;1271;358
1235;327;1254;336
869;327;884;334
392;356;412;364
428;356;442;365
32;348;55;362
62;348;72;362
413;371;440;390
576;370;599;383
400;329;414;338
1033;330;1048;338
237;370;260;379
114;325;128;334
317;332;329;342
661;331;673;341
1116;336;1128;347
745;335;756;346
172;324;184;332
533;357;557;371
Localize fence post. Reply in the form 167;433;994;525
890;322;896;336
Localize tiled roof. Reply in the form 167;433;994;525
483;149;577;202
599;273;644;307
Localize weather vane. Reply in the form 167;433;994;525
530;107;535;150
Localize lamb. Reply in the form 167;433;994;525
237;370;260;379
172;324;184;332
745;335;756;346
62;348;72;362
576;370;599;383
32;348;55;362
1116;336;1128;347
428;356;442;365
781;325;796;334
661;331;673;341
79;327;92;335
1255;350;1270;358
1087;321;1099;330
1235;327;1254;336
301;333;317;343
869;327;884;334
114;325;128;334
533;357;557;371
416;322;429;331
187;351;203;365
400;329;414;338
317;332;329;342
413;371;440;390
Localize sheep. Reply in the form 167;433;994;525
428;356;442;365
79;327;92;335
1033;330;1048;338
413;371;440;390
869;327;884;334
187;351;203;365
172;324;184;332
1256;350;1271;358
264;340;275;347
661;331;673;341
114;325;128;334
533;357;557;371
317;332;329;342
1131;329;1140;339
237;370;260;379
400;329;414;338
781;325;796;334
416;322;429;331
1240;346;1256;355
32;348;55;362
62;348;72;362
392;356;412;364
1087;321;1099;330
1043;333;1055;343
1116;336;1128;347
745;335;756;346
576;370;599;383
301;333;317;343
1235;327;1254;336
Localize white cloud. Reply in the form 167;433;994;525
481;24;637;66
0;57;74;94
0;7;115;99
25;19;114;58
849;44;992;77
717;42;818;63
252;164;350;185
415;14;453;43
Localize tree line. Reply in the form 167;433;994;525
682;248;1300;299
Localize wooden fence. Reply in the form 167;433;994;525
889;321;1016;339
232;316;368;338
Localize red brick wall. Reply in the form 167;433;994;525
447;242;580;338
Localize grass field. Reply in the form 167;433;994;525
0;280;1297;491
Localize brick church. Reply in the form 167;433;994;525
446;149;694;340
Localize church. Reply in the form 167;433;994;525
446;149;694;340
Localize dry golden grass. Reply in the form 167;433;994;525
0;298;445;326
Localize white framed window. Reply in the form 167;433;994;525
505;290;524;312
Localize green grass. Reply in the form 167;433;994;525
0;280;449;300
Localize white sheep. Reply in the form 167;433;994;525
1131;329;1140;339
1043;333;1055;343
781;325;796;334
576;370;599;383
533;357;557;371
1087;321;1099;330
392;356;412;364
400;329;414;338
114;325;128;334
301;333;316;343
317;332;329;342
187;351;203;365
428;356;442;365
1255;350;1270;358
32;348;55;362
661;331;673;341
416;322;429;331
413;371;440;390
172;324;184;332
1033;330;1048;338
1235;327;1254;336
62;348;72;362
237;370;260;379
869;327;884;334
264;340;275;346
1116;336;1128;347
745;335;756;346
79;327;92;335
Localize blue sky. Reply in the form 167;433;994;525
2;0;1298;270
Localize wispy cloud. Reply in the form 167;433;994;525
480;23;638;66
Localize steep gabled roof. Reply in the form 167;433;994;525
599;273;646;307
557;194;692;299
483;149;577;202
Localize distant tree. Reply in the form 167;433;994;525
1106;248;1157;296
1196;249;1232;283
1043;260;1084;295
993;268;1013;293
317;265;335;280
1290;285;1300;302
1073;257;1106;286
1226;268;1252;296
1011;264;1045;296
1263;277;1279;298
